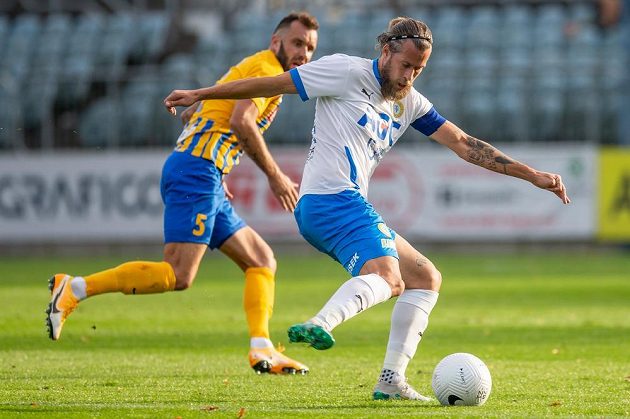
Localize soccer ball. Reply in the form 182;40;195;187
431;353;492;406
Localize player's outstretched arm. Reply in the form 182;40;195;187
230;99;298;211
431;121;571;204
164;72;297;115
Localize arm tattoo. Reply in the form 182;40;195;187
465;136;515;175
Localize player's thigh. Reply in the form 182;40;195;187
395;233;442;291
219;226;276;273
163;242;208;290
295;190;398;277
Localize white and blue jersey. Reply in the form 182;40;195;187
289;53;445;199
289;54;446;275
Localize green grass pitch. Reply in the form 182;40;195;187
1;251;629;417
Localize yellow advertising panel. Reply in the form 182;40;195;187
599;148;630;241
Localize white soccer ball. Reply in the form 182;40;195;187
431;353;492;406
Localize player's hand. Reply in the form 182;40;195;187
533;171;571;204
268;171;299;212
164;90;199;115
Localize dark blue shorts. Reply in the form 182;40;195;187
160;151;245;248
294;190;398;276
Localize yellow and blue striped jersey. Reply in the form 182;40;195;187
174;49;284;174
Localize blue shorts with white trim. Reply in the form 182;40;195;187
294;190;398;276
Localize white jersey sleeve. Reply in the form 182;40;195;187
289;54;352;101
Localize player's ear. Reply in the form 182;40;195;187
381;43;391;59
269;33;281;53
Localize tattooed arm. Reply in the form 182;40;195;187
230;99;298;211
430;121;570;204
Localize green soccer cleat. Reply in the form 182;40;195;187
287;322;335;350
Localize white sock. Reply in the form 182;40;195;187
310;274;392;332
250;337;274;349
382;289;439;377
71;276;87;300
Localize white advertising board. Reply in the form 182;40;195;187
0;145;596;244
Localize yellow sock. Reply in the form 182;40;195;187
243;267;275;339
85;261;176;297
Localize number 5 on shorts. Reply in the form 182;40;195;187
192;213;208;236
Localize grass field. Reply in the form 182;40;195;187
1;250;629;418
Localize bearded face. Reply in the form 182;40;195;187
380;59;412;101
276;41;290;71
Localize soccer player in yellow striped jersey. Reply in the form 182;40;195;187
46;12;319;375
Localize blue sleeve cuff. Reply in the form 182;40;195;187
289;68;309;101
411;107;446;136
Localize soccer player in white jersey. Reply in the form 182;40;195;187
164;17;570;401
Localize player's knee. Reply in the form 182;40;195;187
247;249;277;273
381;272;405;297
426;266;442;292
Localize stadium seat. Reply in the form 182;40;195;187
496;79;528;142
78;97;121;148
96;13;135;79
534;46;565;73
502;4;533;26
428;48;462;80
57;57;93;108
531;88;564;141
2;14;40;87
30;14;72;82
461;77;496;138
536;4;566;25
405;6;430;23
431;23;463;50
131;11;170;63
21;79;57;129
0;83;23;148
465;51;496;79
421;76;462;126
0;14;9;51
118;77;162;146
499;47;531;78
466;6;500;49
162;53;197;84
568;2;597;24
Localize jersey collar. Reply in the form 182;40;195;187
372;58;383;86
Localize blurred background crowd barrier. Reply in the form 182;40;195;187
0;0;627;149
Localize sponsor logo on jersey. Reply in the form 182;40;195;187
346;252;360;273
381;238;395;249
357;108;402;148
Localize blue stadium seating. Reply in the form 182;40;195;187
79;97;120;148
0;1;622;149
